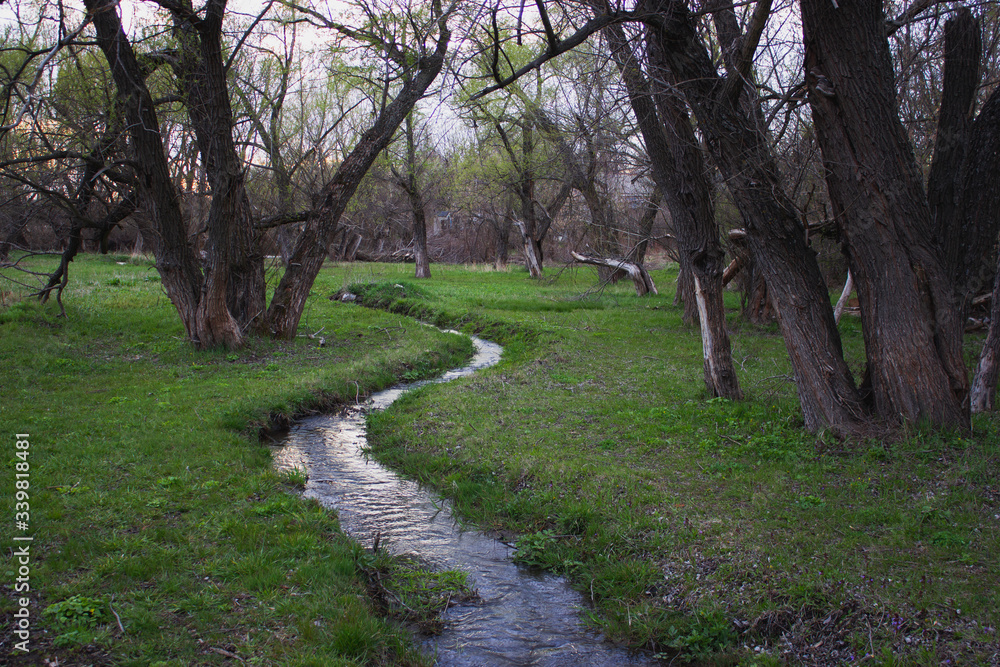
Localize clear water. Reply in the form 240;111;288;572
272;333;656;666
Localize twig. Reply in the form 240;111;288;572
208;647;245;663
109;595;125;634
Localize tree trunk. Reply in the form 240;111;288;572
954;85;1000;305
927;8;980;291
403;114;431;278
265;29;450;338
86;0;205;343
175;0;266;345
493;212;511;267
630;187;662;266
643;0;858;427
971;255;1000;412
514;220;544;277
834;271;854;324
801;0;969;428
606;21;741;399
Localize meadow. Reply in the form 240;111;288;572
1;254;470;665
2;254;998;665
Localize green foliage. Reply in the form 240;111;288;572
656;610;734;661
43;595;106;628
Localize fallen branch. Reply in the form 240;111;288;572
570;251;657;296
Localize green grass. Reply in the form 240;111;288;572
1;254;472;665
344;262;999;666
4;256;998;665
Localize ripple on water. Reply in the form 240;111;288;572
273;336;656;666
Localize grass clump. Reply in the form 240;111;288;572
354;547;476;636
0;253;473;665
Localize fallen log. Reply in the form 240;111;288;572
570;251;658;296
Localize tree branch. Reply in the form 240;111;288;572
470;11;634;101
720;0;772;106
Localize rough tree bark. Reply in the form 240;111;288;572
605;20;742;399
642;0;862;429
926;7;980;293
801;0;969;427
85;0;206;343
173;0;266;347
953;85;1000;304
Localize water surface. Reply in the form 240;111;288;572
273;334;655;666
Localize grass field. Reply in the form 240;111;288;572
2;254;998;666
1;254;471;666
347;263;999;666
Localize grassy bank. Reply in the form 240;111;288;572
1;254;472;665
346;263;999;666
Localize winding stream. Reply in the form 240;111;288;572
272;332;655;666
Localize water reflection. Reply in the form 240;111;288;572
273;335;655;666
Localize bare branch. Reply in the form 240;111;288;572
886;0;949;36
0;15;92;136
225;0;278;73
469;11;635;101
720;0;773;106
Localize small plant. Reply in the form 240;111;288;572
655;610;734;661
513;529;581;573
43;595;106;628
279;466;308;488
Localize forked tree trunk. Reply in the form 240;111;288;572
802;0;968;428
606;21;741;399
643;0;862;429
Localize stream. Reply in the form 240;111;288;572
271;332;656;666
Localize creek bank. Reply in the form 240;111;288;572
273;332;657;665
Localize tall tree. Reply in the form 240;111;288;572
603;20;742;399
800;0;970;427
74;0;454;346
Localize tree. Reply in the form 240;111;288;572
65;0;454;346
265;0;453;336
388;112;434;278
603;19;742;398
799;0;990;427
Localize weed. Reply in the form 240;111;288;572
43;595;106;628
